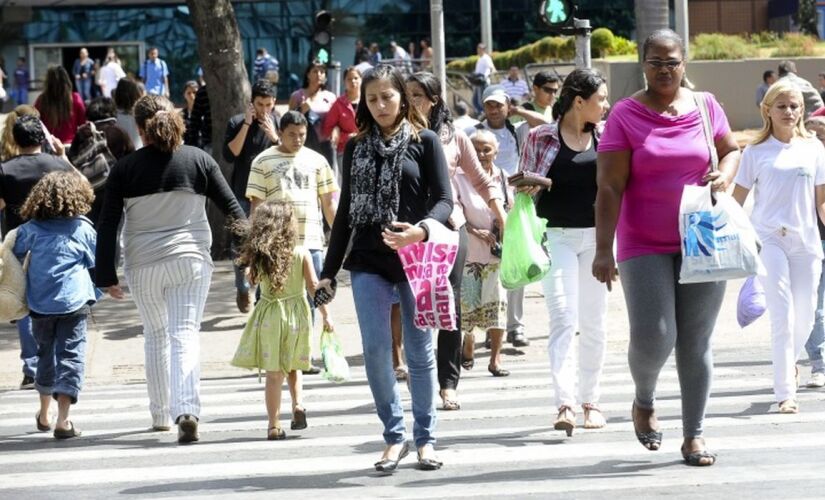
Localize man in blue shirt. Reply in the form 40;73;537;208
12;57;29;105
139;47;170;97
72;48;94;102
253;48;279;84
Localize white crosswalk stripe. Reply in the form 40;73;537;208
1;349;824;498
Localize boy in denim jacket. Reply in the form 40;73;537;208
13;171;98;439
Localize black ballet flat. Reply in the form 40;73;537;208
417;451;443;471
374;441;410;473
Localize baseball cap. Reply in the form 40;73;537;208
482;84;509;105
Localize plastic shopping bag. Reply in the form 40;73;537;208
397;219;459;331
679;184;764;284
737;276;766;328
500;192;551;289
320;326;350;383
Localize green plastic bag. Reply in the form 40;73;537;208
320;326;350;383
500;192;551;289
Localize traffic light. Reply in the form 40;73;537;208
311;10;333;64
540;0;575;30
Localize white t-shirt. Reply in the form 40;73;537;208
100;61;126;98
735;135;825;257
466;121;529;176
474;54;495;78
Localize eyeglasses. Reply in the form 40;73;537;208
645;59;683;70
541;86;559;94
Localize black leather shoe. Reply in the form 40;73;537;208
302;365;322;375
417;451;443;470
507;331;530;347
374;441;410;472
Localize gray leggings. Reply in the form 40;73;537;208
619;253;726;438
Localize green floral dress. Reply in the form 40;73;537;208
231;248;312;373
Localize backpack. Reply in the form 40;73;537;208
69;122;115;190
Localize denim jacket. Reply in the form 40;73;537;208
12;216;98;315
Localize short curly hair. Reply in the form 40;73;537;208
20;171;95;221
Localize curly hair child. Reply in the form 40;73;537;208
231;200;333;440
13;171;98;439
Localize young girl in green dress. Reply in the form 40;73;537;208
231;201;333;440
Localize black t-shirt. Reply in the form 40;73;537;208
535;133;598;228
0;153;73;233
222;113;279;201
321;129;454;283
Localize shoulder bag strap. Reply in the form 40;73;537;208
694;92;718;173
497;166;509;210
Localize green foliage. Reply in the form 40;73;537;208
748;31;780;47
798;0;820;38
691;33;758;60
606;35;637;56
591;27;615;57
772;33;818;57
446;35;575;72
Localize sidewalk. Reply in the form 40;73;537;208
0;260;774;391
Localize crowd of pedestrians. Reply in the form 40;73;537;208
3;27;825;477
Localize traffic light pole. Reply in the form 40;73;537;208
573;18;591;69
430;0;447;102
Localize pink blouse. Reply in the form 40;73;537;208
598;93;730;262
444;128;502;228
454;165;513;264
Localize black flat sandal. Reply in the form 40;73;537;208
417;452;443;471
488;365;510;377
682;449;717;466
374;441;410;473
632;403;661;451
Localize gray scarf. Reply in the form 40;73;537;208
349;121;412;228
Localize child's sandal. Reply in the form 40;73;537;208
267;426;286;440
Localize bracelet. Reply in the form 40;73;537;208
243;121;252;126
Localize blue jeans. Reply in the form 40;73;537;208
17;315;38;378
32;309;88;404
472;83;486;115
351;271;437;447
805;240;825;374
77;78;92;102
11;87;28;105
233;197;252;293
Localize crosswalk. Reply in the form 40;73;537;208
1;347;824;499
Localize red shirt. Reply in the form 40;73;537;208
322;94;358;154
35;92;86;144
812;106;825;118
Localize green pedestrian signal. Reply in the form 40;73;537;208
540;0;574;29
316;48;329;64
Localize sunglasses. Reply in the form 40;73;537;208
541;86;559;94
645;59;683;70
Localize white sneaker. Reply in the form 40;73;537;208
806;372;825;388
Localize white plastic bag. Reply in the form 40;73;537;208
678;184;764;284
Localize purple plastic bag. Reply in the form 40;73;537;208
737;276;766;328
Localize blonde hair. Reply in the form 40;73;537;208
753;81;811;145
1;105;40;161
234;201;297;293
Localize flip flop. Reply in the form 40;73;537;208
36;412;51;432
291;407;307;430
267;426;286;440
53;421;81;439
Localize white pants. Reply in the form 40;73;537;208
760;231;822;402
541;227;608;408
126;257;213;426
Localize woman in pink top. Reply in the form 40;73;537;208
406;72;507;410
289;61;337;169
34;66;86;144
322;66;361;182
593;29;740;467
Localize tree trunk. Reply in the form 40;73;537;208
186;0;250;258
634;0;670;61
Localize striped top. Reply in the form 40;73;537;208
246;146;339;249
